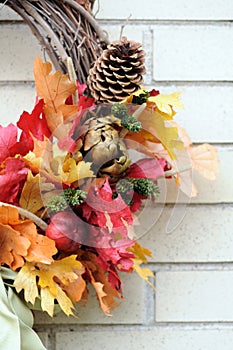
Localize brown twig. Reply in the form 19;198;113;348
0;202;48;231
2;0;109;83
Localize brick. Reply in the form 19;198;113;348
101;23;144;43
56;329;233;350
0;25;41;81
34;272;145;325
95;0;233;20
138;205;233;262
155;148;233;204
156;271;233;322
153;25;233;81
0;7;21;20
148;84;233;143
0;85;35;125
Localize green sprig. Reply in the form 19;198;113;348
121;115;142;132
47;188;87;213
132;91;150;105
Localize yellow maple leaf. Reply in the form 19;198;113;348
19;171;52;214
128;242;155;290
138;108;184;159
62;156;94;184
14;255;83;317
128;242;152;263
132;260;155;290
148;91;184;117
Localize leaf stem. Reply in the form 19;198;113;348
0;202;48;231
162;165;193;178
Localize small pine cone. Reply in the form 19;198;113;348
87;36;146;103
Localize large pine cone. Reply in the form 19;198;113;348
72;107;131;182
87;37;146;103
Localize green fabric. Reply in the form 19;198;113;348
0;267;47;350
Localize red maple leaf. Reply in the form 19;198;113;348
0;124;33;162
81;178;133;230
17;99;51;141
126;158;166;179
0;124;18;163
0;158;28;203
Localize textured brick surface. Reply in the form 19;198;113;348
56;329;233;350
138;205;233;262
0;25;41;81
153;25;233;81
156;271;233;322
95;0;233;20
0;85;35;125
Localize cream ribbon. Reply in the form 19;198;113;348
0;267;47;350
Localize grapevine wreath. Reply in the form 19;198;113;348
0;1;219;349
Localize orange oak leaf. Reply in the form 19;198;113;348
189;143;219;180
0;206;30;269
80;251;120;315
0;222;30;270
34;55;78;135
0;205;57;269
12;220;57;264
61;267;86;304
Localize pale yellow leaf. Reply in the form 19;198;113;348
148;91;184;117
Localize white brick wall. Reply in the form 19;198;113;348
1;1;233;349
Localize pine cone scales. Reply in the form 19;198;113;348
87;37;146;103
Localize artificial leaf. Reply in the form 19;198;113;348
0;124;32;162
0;222;30;270
14;261;39;304
19;171;53;214
128;242;152;263
126;158;166;179
81;178;133;234
0;205;57;267
132;260;155;290
128;242;155;289
34;56;78;134
0;157;28;203
189;143;219;180
13;220;57;264
138;108;184;159
0;206;30;269
79;251;120;315
62;157;94;183
62;268;86;303
0;124;17;163
17;99;51;141
148;91;183;117
14;255;83;316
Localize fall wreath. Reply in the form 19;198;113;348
0;1;219;350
